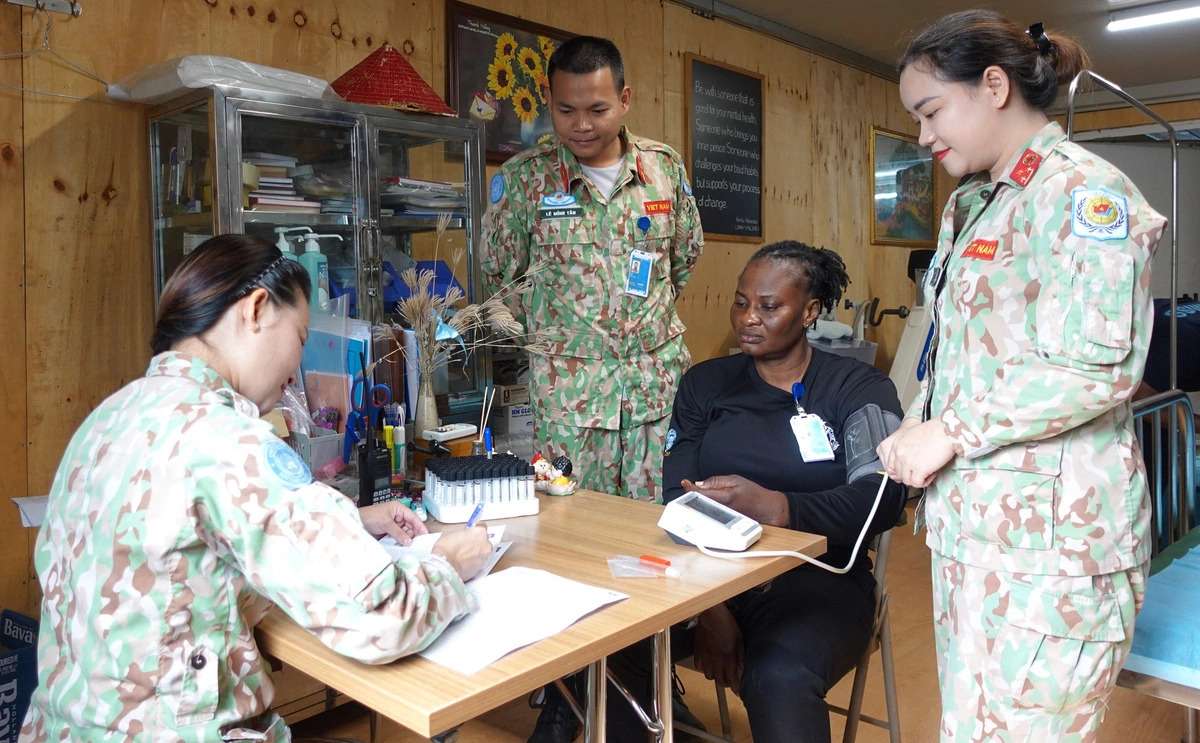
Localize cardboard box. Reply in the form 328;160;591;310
496;384;529;407
0;610;38;743
496;404;533;435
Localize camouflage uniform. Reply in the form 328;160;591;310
20;353;474;743
482;127;703;501
910;122;1166;741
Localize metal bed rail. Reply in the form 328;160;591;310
1132;390;1197;555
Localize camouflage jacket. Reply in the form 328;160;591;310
20;353;473;743
911;122;1167;576
481;128;704;429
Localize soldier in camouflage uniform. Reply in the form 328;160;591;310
20;235;493;743
879;12;1167;742
482;36;703;503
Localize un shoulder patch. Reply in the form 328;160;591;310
489;173;506;204
665;428;677;451
1072;188;1128;241
264;439;312;489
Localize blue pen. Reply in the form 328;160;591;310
465;501;485;528
484;427;493;459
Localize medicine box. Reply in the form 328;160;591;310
496;384;529;407
0;609;38;743
496;404;533;435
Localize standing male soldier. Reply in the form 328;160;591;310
482;35;703;503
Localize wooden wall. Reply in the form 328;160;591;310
1;6;30;619
9;0;1175;618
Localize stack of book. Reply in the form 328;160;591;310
380;176;467;219
244;153;321;213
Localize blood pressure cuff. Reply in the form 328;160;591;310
844;403;902;483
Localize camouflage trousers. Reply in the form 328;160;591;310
533;412;669;502
931;553;1147;742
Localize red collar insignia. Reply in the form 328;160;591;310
1008;149;1042;187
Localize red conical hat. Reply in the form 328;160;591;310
332;43;455;116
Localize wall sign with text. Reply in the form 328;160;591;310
685;54;764;242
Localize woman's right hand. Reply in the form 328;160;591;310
431;525;493;581
693;603;744;692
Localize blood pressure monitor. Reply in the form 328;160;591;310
658;492;763;551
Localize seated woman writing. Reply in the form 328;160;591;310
604;240;909;743
20;234;493;742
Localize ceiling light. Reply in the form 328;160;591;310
1108;0;1200;31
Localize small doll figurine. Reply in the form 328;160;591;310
532;454;554;489
533;453;577;495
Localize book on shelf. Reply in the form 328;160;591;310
249;189;299;199
249;204;321;213
249;195;322;209
243;152;299;167
258;176;295;186
256;164;290;179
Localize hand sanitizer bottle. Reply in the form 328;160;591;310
273;226;311;262
298;234;343;313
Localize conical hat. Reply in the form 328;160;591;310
332;43;455;115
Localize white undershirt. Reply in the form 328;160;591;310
579;162;624;200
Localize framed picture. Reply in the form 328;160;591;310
685;54;764;242
870;126;936;246
446;1;574;163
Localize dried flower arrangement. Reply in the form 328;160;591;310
373;212;551;432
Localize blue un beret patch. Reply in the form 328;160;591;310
489;173;505;204
264;439;312;489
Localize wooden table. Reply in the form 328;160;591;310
255;490;825;741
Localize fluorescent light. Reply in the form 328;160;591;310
1108;1;1200;31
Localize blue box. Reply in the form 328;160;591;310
330;260;466;318
0;610;38;743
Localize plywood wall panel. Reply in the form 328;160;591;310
2;0;936;615
0;5;33;616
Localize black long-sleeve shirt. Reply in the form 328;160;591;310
663;349;907;572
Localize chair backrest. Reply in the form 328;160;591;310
1132;390;1197;556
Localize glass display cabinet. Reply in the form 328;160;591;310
149;88;489;421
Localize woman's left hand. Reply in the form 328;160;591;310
359;501;429;545
878;418;956;488
682;475;789;527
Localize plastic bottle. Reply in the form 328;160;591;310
273;226;311;262
298;234;343;313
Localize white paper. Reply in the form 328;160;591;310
379;526;509;583
13;496;49;528
418;566;628;675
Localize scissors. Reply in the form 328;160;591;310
343;353;392;463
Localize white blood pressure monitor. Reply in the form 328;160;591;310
658;492;763;551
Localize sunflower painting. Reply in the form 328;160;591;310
448;2;573;161
512;87;538;125
487;58;515;100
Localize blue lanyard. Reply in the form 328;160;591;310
791;382;806;415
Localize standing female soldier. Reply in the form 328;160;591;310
878;10;1166;742
20;235;492;742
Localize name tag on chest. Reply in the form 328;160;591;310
790;414;835;462
537;191;583;221
626;249;653;297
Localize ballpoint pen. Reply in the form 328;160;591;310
465;501;485;528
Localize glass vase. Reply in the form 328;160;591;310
414;370;440;437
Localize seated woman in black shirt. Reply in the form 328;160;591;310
605;240;909;743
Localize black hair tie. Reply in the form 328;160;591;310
1027;22;1052;56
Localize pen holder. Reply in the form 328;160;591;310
471;440;486;456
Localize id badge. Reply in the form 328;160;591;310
626;249;653;297
790;414;835;462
